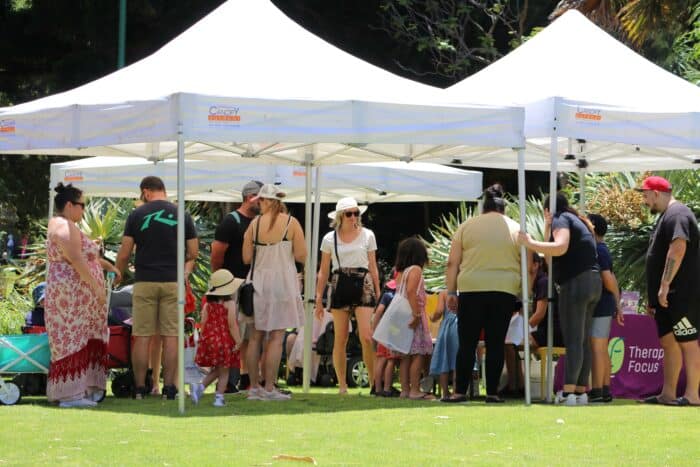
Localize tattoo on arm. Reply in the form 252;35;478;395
662;258;676;283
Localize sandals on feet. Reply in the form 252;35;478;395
638;395;678;405
409;393;436;401
441;395;468;403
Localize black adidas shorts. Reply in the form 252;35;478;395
654;295;699;343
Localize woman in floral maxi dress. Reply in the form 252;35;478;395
45;183;120;408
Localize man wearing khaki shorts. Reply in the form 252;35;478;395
117;176;198;400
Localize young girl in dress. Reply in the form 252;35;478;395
192;269;243;407
429;289;458;400
394;237;434;400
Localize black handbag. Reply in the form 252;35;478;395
238;218;260;317
329;231;367;309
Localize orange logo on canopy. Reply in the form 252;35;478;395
208;105;241;122
575;107;602;121
0;119;15;133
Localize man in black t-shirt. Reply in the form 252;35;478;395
210;180;262;391
116;176;198;400
211;180;262;277
638;175;700;406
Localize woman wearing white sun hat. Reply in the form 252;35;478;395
315;197;381;394
242;184;307;401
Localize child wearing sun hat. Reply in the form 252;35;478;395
192;269;243;407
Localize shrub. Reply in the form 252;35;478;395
0;289;31;334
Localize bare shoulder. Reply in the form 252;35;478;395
48;216;71;238
288;215;303;234
407;265;423;280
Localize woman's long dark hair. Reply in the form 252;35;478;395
482;183;506;214
53;183;83;212
543;192;594;233
395;237;428;272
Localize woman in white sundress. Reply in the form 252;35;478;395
242;184;306;401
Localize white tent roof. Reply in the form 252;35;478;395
50;157;483;203
0;0;524;408
0;0;524;162
445;10;700;171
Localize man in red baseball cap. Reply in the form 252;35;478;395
638;175;700;406
635;175;672;196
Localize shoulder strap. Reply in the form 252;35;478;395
333;230;342;271
282;215;293;241
230;211;241;224
397;265;415;297
249;216;260;279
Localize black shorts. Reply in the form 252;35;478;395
330;268;376;310
654;295;699;343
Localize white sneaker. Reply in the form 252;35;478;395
213;395;225;407
576;393;588;406
262;389;291;401
87;390;105;403
555;391;577;406
190;383;204;404
59;398;97;408
246;387;265;401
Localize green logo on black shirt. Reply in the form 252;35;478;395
140;209;178;231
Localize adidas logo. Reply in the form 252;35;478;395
672;317;698;337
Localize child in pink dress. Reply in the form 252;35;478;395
394;238;434;400
192;270;242;407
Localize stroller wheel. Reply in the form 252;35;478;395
0;381;22;405
318;374;334;387
346;357;369;388
111;373;133;398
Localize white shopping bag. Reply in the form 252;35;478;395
183;328;204;385
372;267;416;354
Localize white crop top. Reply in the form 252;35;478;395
320;228;377;270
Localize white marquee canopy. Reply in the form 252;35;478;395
0;0;523;163
445;10;700;172
50;157;484;203
0;0;526;410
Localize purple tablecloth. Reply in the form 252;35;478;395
554;314;699;399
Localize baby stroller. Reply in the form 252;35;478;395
105;282;155;398
314;316;367;388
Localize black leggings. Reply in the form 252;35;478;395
455;291;516;396
558;269;601;387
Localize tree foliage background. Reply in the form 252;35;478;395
2;0;700;282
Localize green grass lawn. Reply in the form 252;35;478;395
1;386;698;466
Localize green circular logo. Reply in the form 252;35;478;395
608;337;625;374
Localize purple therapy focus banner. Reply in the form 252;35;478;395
608;314;664;398
554;314;698;399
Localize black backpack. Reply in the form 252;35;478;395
315;322;335;355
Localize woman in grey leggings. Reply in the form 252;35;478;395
518;193;601;406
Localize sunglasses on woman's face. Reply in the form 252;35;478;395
344;210;361;218
72;201;86;209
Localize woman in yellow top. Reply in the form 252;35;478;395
443;184;528;403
